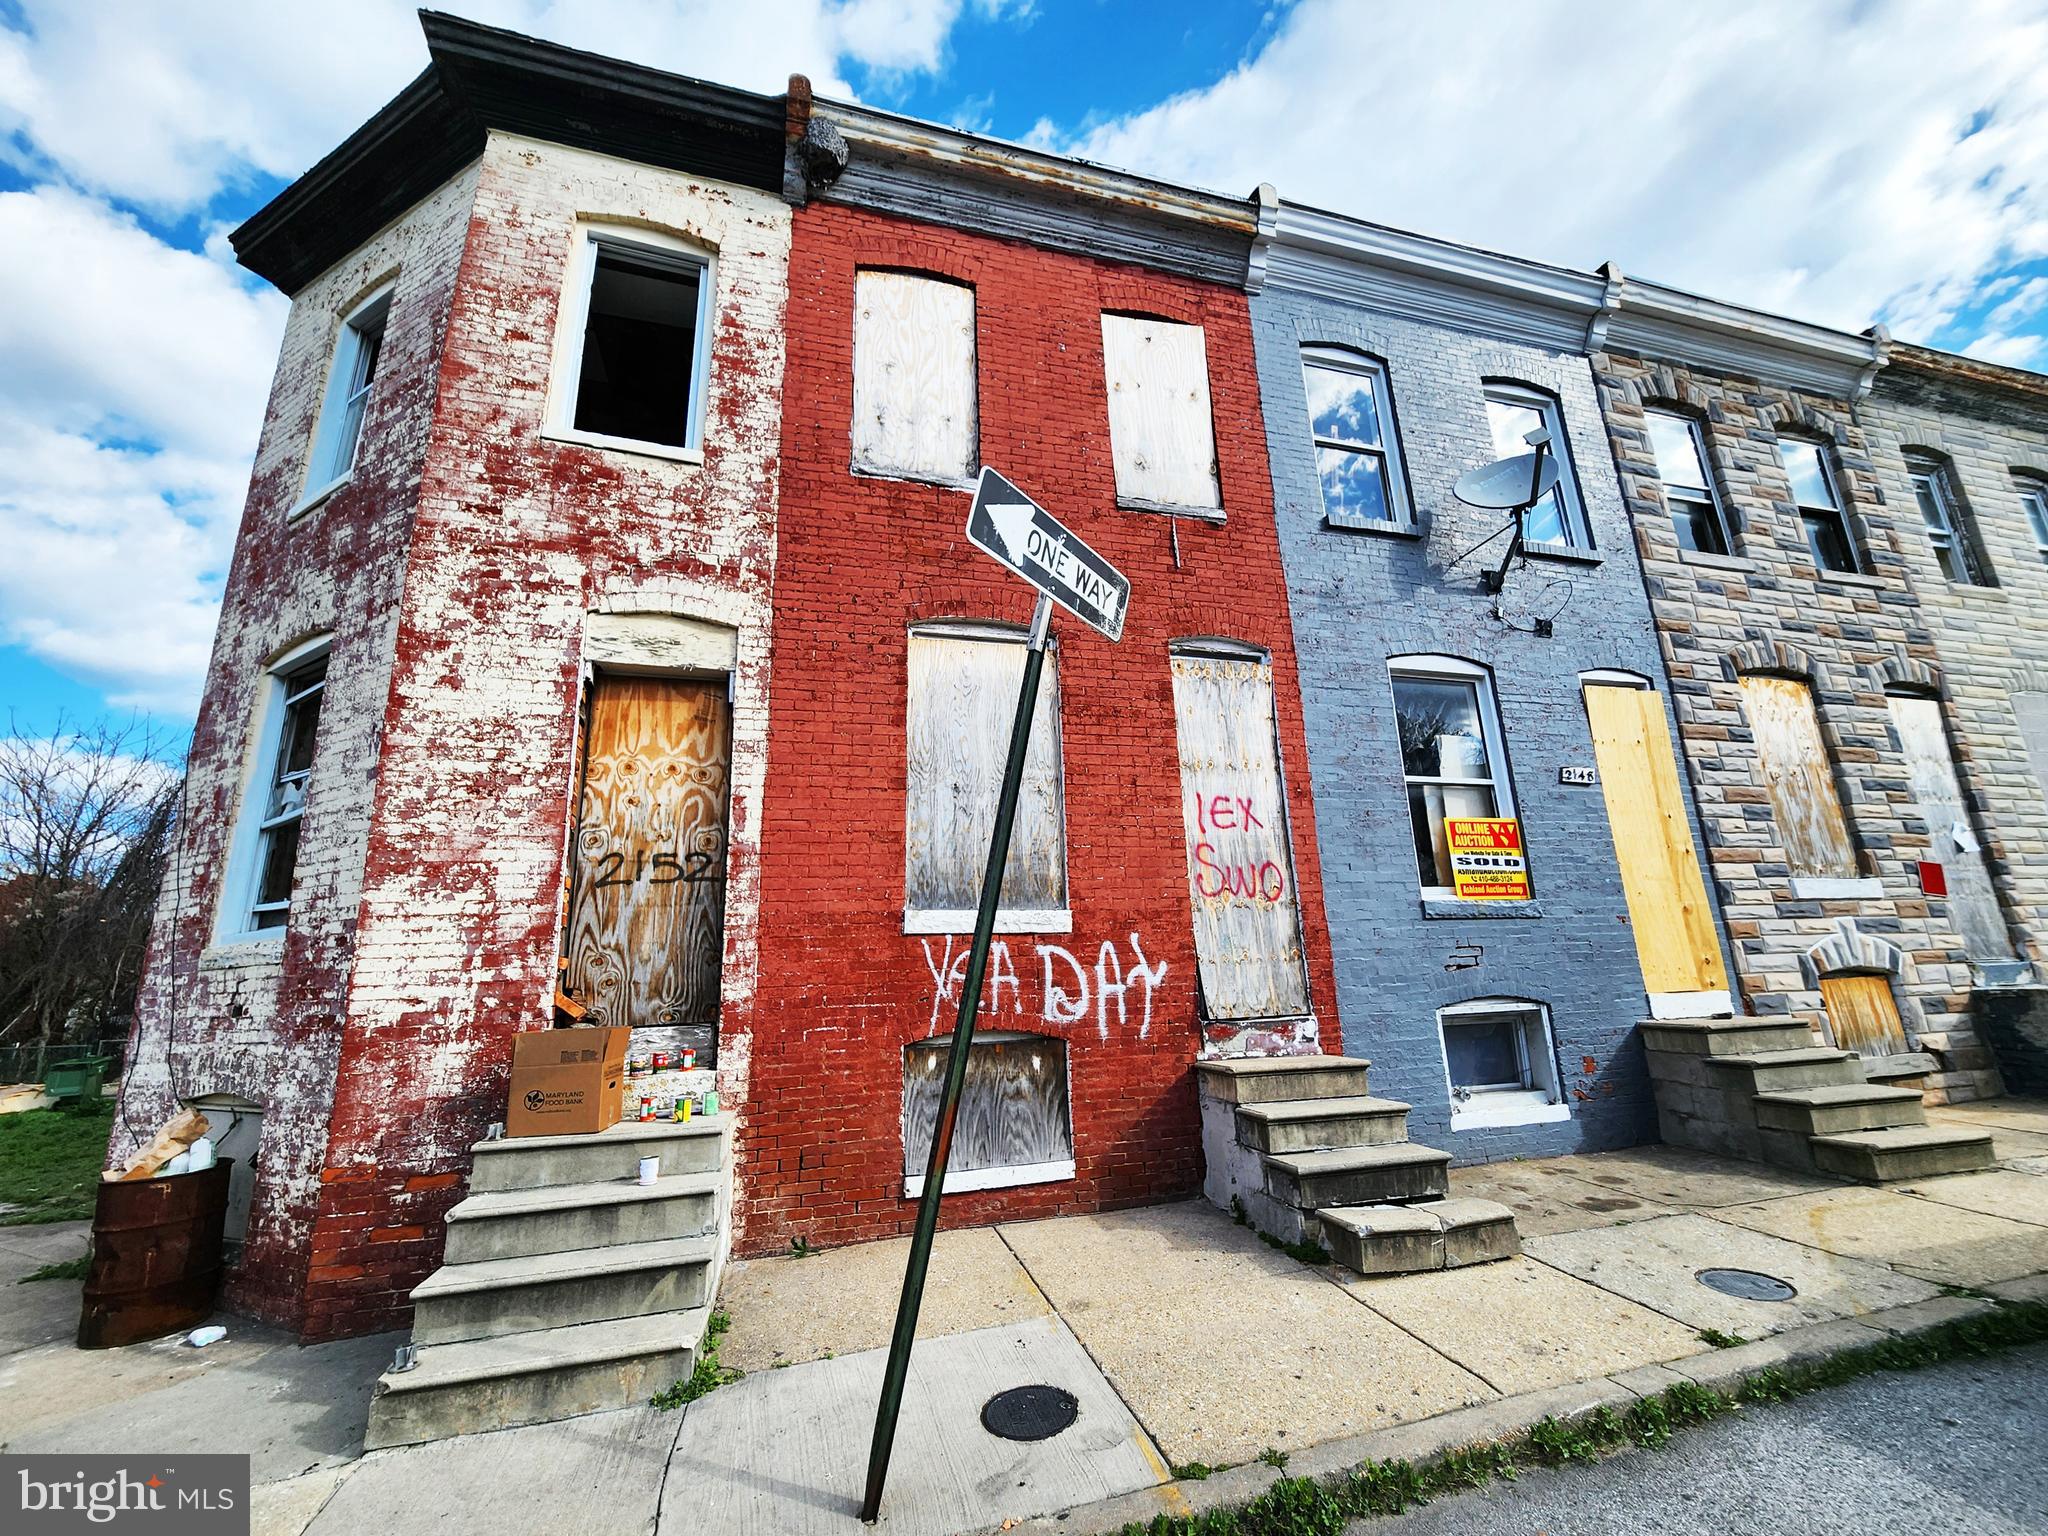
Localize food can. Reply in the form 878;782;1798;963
652;1050;671;1072
638;1094;654;1122
680;1045;697;1070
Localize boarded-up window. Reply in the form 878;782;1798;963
1819;973;1909;1059
903;1032;1072;1192
1169;646;1310;1020
1101;313;1221;512
1739;675;1857;880
905;628;1066;928
1889;694;2016;965
852;271;977;481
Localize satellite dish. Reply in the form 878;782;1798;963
1453;452;1561;511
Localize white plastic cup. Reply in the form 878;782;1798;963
637;1156;659;1186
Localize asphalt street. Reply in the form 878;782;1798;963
1366;1343;2048;1535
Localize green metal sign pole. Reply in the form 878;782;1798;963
861;591;1053;1524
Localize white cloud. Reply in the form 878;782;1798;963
1049;0;2048;348
1963;331;2047;368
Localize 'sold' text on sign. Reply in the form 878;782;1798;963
1445;817;1529;901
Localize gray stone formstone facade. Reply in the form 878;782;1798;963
1247;215;1732;1160
1858;344;2048;1084
1589;339;2001;1102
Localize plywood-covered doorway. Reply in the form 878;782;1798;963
1583;681;1730;1017
563;673;732;1064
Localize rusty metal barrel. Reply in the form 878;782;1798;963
77;1160;234;1349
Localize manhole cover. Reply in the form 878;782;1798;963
1696;1267;1798;1302
981;1384;1079;1442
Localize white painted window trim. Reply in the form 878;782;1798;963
1579;668;1651;691
1437;997;1569;1132
1778;435;1861;574
1643;408;1734;555
215;635;331;946
1788;876;1885;899
543;222;716;460
1908;455;1989;586
903;621;1072;934
1389;654;1517;901
1301;346;1412;530
904;1158;1075;1199
2016;477;2048;565
1483;381;1590;549
292;283;394;518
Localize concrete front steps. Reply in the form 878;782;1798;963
365;1116;731;1449
1643;1018;1992;1182
1197;1055;1519;1278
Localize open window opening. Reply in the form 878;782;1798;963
183;1093;264;1266
219;638;329;941
902;1032;1073;1195
551;226;713;455
1437;998;1568;1131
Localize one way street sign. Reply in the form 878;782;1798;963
965;467;1130;641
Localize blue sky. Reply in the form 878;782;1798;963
4;0;2046;741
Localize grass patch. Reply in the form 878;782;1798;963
1696;1328;1747;1349
19;1252;91;1283
650;1308;742;1409
1170;1462;1221;1482
0;1103;115;1225
1115;1298;2048;1535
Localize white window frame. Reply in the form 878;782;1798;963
295;283;393;516
1778;436;1860;574
1643;408;1733;556
543;223;716;463
1908;455;1988;585
1482;381;1590;549
1387;654;1518;900
1301;347;1411;530
1438;998;1570;1131
216;635;331;945
901;1031;1076;1197
903;621;1071;935
2016;476;2048;565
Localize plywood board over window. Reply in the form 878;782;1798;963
902;1032;1072;1194
1738;675;1858;880
1101;313;1221;513
905;629;1067;931
852;271;977;482
1169;647;1310;1020
1889;693;2016;965
1819;973;1909;1059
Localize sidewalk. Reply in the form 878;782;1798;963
2;1098;2044;1536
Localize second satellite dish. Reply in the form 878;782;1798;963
1453;451;1562;511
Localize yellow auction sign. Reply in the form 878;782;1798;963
1445;817;1529;901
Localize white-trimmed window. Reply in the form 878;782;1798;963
1388;656;1516;897
1302;348;1410;529
1438;998;1568;1131
1644;409;1732;555
1908;454;1990;585
299;285;392;509
902;1032;1073;1195
221;640;330;939
547;225;714;457
904;624;1068;933
1100;313;1222;515
2015;474;2048;565
852;270;977;482
1483;382;1588;548
1779;437;1859;574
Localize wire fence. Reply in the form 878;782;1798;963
0;1031;132;1090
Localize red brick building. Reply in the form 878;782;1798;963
737;107;1342;1252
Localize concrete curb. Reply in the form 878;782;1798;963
967;1292;2025;1536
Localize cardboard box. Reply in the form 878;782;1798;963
505;1026;630;1138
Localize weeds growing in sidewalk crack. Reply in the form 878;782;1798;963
1697;1328;1746;1348
651;1308;741;1409
1114;1298;2048;1535
1256;1447;1290;1470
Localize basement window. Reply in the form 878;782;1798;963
219;639;330;941
902;1032;1073;1195
550;227;713;456
1100;313;1222;516
298;285;391;511
1438;998;1567;1131
852;270;978;483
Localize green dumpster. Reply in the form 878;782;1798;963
45;1054;111;1104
